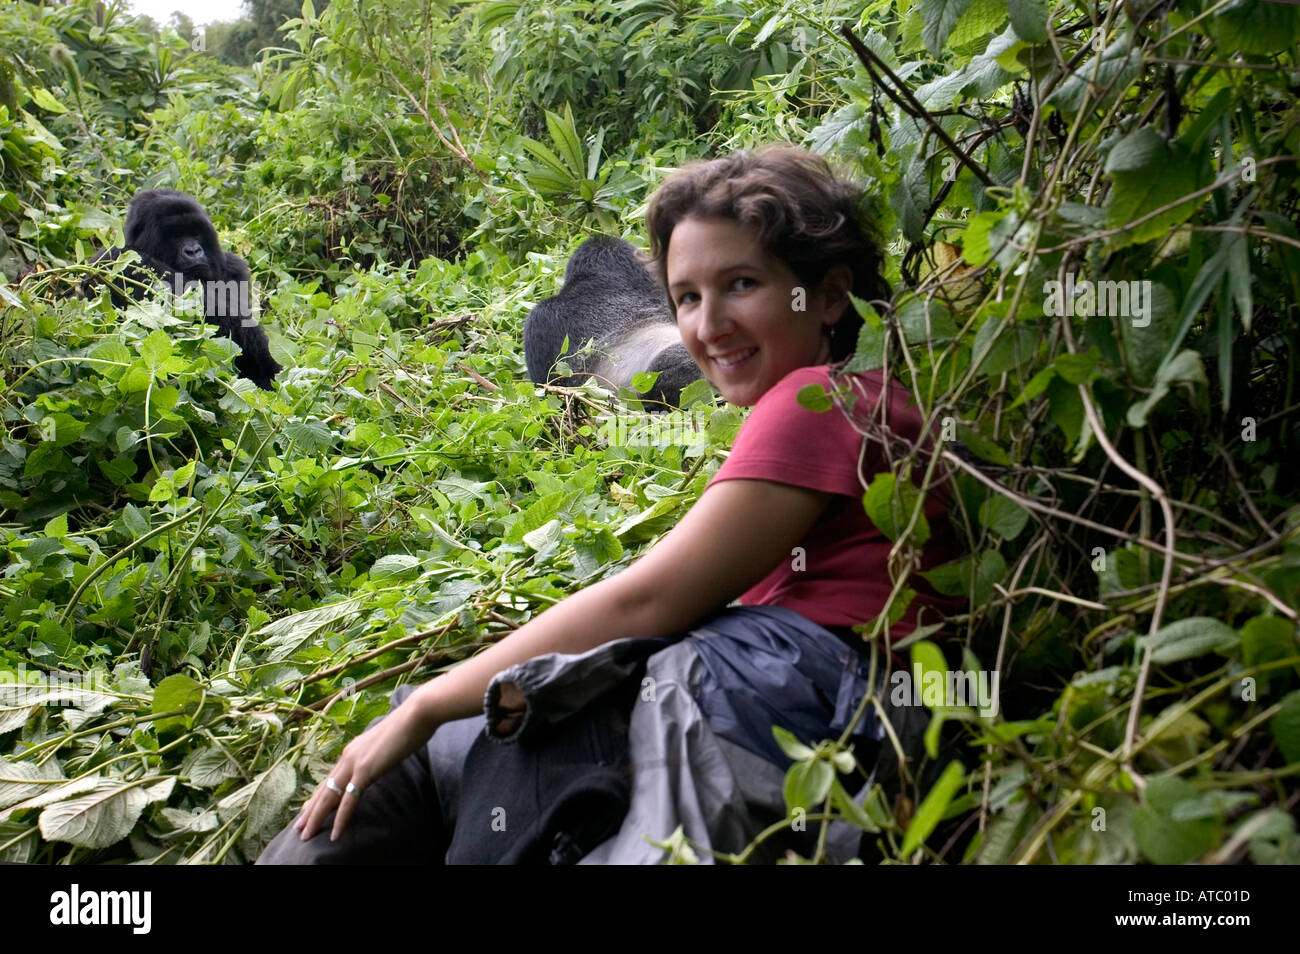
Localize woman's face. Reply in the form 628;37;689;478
665;216;850;407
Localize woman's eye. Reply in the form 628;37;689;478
732;277;756;291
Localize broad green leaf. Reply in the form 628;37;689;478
98;457;137;486
217;761;296;836
959;210;1003;267
88;339;132;368
614;496;681;544
796;384;832;413
976;796;1031;864
1206;0;1300;54
149;386;180;420
916;68;972;110
1126;349;1206;427
152;673;203;716
160;807;220;833
783;758;834;812
901;760;964;856
964;27;1021;94
1135;775;1221;864
978;494;1028;539
955;426;1012;466
970;313;1038;378
32;87;68;114
862;471;931;545
1135;617;1239;665
0;818;37;864
245;761;296;836
144;777;176;804
253;598;363;662
571;527;623;578
172;460;196;488
1120;283;1177;387
522;518;564;552
897;297;958;343
947;0;1005;49
38;777;152;849
1271;691;1300;765
891;155;929;245
138;330;174;369
0;759;66;811
181;745;243;788
3;775;101;813
1241;615;1298;690
1052;351;1096;385
285;418;334;454
43;513;68;538
1247;810;1300;865
845;315;887;372
1102;128;1206;251
1170;790;1257;822
369;553;424;581
1049;37;1141;119
1006;0;1048;42
920;0;972;56
922;550;1005;603
911;640;949;700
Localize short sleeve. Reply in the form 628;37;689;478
708;365;886;498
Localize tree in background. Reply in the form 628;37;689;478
220;0;323;65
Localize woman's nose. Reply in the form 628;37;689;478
696;293;733;342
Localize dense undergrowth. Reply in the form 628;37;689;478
1;0;1298;864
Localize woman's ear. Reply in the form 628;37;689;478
820;264;855;326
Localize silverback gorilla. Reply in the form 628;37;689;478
86;190;281;390
524;236;702;409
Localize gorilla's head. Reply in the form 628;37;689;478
124;189;222;281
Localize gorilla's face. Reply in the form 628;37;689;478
122;189;224;282
173;235;211;276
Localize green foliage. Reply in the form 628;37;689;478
1;0;1298;866
801;0;1300;867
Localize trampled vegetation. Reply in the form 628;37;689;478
0;0;1297;864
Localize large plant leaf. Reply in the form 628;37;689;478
38;777;161;849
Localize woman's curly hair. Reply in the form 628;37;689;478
645;144;890;361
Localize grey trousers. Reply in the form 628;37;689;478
256;686;479;864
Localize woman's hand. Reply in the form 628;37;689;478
293;689;439;843
290;478;829;844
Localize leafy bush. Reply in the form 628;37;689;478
2;0;1298;866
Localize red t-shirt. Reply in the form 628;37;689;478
706;364;962;634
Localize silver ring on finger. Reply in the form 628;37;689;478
326;776;344;795
345;781;363;797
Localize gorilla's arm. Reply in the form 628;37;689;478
216;251;281;390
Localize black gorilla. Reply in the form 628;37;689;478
85;189;281;390
524;236;702;409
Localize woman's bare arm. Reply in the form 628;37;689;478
407;477;831;727
299;477;830;840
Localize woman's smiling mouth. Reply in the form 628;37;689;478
712;347;758;370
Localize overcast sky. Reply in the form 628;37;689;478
128;0;250;26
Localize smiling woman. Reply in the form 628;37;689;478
664;216;845;407
257;144;964;865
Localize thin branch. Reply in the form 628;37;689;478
838;25;994;187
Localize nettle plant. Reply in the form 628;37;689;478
757;0;1300;864
3;0;1299;866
